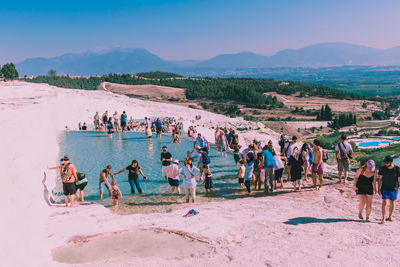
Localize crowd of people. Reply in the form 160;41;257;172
49;115;400;224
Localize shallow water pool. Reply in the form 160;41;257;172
357;139;391;148
57;131;241;212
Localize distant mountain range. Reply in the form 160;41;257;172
16;42;400;76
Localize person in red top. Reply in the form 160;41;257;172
48;155;78;207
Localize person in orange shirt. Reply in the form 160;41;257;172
48;155;78;207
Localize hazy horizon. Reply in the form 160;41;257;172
1;0;400;64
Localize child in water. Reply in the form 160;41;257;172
203;165;213;194
111;180;123;206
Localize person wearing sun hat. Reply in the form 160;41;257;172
378;155;400;224
166;159;181;195
353;160;377;221
47;155;78;207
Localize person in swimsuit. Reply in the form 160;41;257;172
93;112;100;132
98;165;113;200
114;160;147;194
110;180;123;206
237;160;245;188
312;139;324;190
353;160;376;221
102;111;108;133
203;165;213;194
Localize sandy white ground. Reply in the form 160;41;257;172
1;82;400;267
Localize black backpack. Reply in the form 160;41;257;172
201;152;211;165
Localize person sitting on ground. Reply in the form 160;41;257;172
111;179;123;207
82;122;87;131
378;156;400;224
47;155;78;207
166;160;181;194
335;134;353;184
353;160;376;222
98;165;113;200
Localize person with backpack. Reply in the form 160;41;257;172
378;156;400;224
284;136;297;182
335;134;353;184
279;134;288;154
195;146;210;180
261;145;275;193
47;155;78;207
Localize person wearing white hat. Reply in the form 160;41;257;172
353;160;377;222
166;160;181;194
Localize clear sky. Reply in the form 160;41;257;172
1;0;399;64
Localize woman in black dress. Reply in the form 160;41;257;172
353;160;377;221
289;147;303;191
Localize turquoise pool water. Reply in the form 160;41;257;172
57;131;240;212
358;140;391;148
392;137;400;140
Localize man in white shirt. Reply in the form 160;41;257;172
335;134;353;184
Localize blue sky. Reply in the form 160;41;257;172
1;0;399;64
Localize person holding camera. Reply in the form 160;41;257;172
335;134;353;184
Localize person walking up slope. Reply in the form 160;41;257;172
378;156;400;224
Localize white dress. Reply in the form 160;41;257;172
179;166;200;189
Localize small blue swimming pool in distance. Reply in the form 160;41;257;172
57;131;240;212
392;137;400;140
358;140;391;148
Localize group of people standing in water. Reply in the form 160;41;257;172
49;115;400;224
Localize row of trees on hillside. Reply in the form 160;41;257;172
316;104;357;128
0;63;19;80
316;105;333;121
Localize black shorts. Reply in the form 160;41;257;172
201;147;209;154
121;121;126;128
356;188;373;195
275;168;284;180
238;178;244;184
168;178;179;187
76;181;88;191
63;182;76;196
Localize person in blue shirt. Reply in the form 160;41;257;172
261;145;275;193
194;133;209;154
155;118;163;138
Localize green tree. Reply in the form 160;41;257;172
48;69;57;77
1;63;19;80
